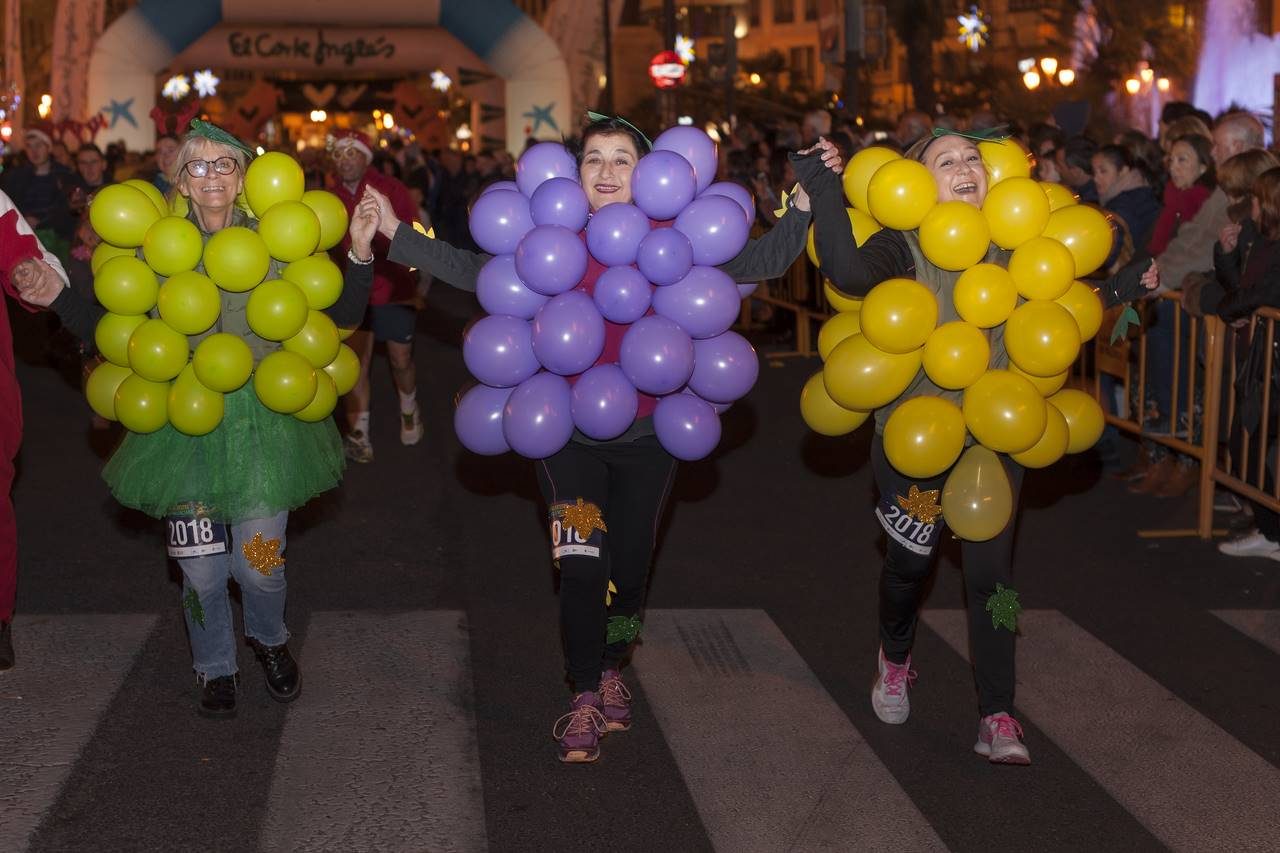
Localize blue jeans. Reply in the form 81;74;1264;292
178;511;289;680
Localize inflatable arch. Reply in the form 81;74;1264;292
86;0;571;153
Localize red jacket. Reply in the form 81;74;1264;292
332;169;419;306
1147;182;1211;256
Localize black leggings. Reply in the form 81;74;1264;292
535;436;679;693
871;435;1024;717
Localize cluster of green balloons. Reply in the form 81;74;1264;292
85;155;359;435
800;141;1109;540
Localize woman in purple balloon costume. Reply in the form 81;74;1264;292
363;115;841;763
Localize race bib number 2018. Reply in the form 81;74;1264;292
164;503;228;559
875;493;943;556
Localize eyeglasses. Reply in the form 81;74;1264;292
334;147;366;161
183;157;239;178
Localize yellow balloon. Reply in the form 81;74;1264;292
293;370;339;423
94;256;158;315
337;324;358;342
953;263;1017;328
843;146;901;212
860;277;938;354
114;374;169;434
123;179;169;218
283;309;341;368
1048;388;1105;453
301;190;350;252
979;139;1033;187
919;201;991;270
962;369;1047;454
823;333;922;411
94;312;147;367
253;350;317;414
203;226;271;293
1008;361;1067;396
91;242;135;275
127;318;189;382
1011;403;1069;468
824;280;863;314
1040;181;1078;212
244;151;306;217
1055;280;1104;341
85;361;132;420
868;159;938;231
1005;300;1081;377
883;396;967;478
157;271;220;335
282;254;344;310
89;184;162;248
168;365;225;436
170;194;190;217
799;370;870;436
143;216;204;277
817;309;862;361
941;445;1013;541
1008;236;1075;301
1041;204;1115;278
323;343;361;395
259;200;322;263
246;278;309;341
806;207;882;266
923;321;990;390
193;333;255;393
983;176;1050;250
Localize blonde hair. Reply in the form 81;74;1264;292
170;135;248;198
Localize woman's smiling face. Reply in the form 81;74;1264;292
925;136;988;207
579;132;639;211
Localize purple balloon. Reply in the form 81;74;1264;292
503;371;574;458
689;331;759;403
529;177;590;232
681;386;731;414
651;265;741;339
654;393;722;461
462;314;539;388
593;266;653;324
516;142;579;197
515;225;589;296
736;282;759;298
454;383;515;455
586;203;650;267
653;126;719;193
701;181;755;225
619;315;695;395
481;180;519;196
476;254;549;320
531;290;606;376
636;227;694;286
469;190;534;255
631;150;698;221
674;195;750;266
571;364;639;440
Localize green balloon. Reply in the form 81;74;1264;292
203;226;271;292
124;179;169;218
85;362;133;420
94;312;147;367
301;190;349;251
247;278;308;341
157;271;221;335
114;374;169;433
283;309;340;368
244;152;305;218
143;216;204;277
94;256;158;315
168;365;225;436
127;318;189;382
192;333;254;393
89;184;162;248
282;253;343;309
293;369;337;422
91;242;135;275
259;200;321;263
254;350;317;414
322;342;360;395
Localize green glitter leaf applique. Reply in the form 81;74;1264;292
183;588;206;629
606;615;643;645
986;584;1022;632
1110;305;1141;344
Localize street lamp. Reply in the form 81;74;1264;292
1021;57;1075;90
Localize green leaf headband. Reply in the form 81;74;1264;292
585;111;653;151
929;125;1012;143
188;119;257;159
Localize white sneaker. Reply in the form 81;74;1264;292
399;405;424;446
1217;529;1280;559
870;647;916;725
974;712;1031;765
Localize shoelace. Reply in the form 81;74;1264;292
599;675;631;709
882;662;918;698
991;714;1024;741
552;703;606;740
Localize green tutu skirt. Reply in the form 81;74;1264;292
103;384;345;522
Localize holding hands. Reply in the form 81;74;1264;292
11;258;65;307
348;188;382;260
790;137;845;212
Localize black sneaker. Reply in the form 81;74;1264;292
248;638;301;703
0;620;13;671
199;674;238;718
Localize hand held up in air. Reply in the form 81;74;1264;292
349;189;381;259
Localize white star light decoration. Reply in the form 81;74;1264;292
193;69;220;98
956;6;990;53
675;35;695;65
431;70;452;92
162;75;191;101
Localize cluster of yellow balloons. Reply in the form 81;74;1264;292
84;155;359;436
800;140;1111;540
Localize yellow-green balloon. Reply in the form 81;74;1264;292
301;190;350;251
171;194;190;217
823;333;923;411
192;333;254;392
143;216;204;277
94;312;147;367
89;184;162;248
114;374;169;433
127;318;189;382
85;361;132;420
244;152;305;217
1041;204;1114;278
254;350;318;414
203;226;271;293
1008;236;1075;301
953;264;1018;329
941;445;1013;541
94;256;158;315
91;242;135;275
983;176;1050;250
168;365;225;436
293;369;338;423
323;343;360;395
883;395;967;479
799;370;870;436
123;178;169;218
157;271;221;335
283;309;341;368
282;253;344;309
259;200;322;263
868;159;938;231
247;278;309;341
843;146;901;212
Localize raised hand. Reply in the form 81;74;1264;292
797;137;844;175
362;185;401;240
1219;222;1242;253
1139;259;1159;292
10;258;65;307
349;189;380;258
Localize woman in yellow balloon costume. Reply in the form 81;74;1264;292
796;128;1158;765
16;121;378;718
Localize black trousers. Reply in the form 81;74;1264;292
871;435;1024;717
535;436;678;693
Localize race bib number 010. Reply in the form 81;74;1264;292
164;503;228;559
875;494;942;556
549;500;605;561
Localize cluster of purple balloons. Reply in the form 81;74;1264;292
455;128;762;461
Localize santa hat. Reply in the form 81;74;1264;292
332;129;373;162
24;120;54;147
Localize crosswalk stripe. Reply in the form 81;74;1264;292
1210;609;1280;655
1;613;157;853
922;609;1280;851
260;611;488;853
634;609;949;853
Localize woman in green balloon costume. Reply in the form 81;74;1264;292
17;121;379;717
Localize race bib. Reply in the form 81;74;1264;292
164;503;228;559
549;499;606;560
876;486;943;556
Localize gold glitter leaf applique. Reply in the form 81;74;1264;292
242;532;285;576
561;498;608;540
605;580;617;606
897;485;942;525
